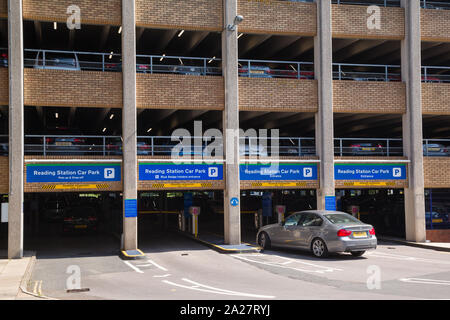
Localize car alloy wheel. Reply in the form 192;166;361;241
258;232;271;249
312;239;327;258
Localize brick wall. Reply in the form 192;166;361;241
24;69;123;108
333;81;406;114
424;157;450;188
426;229;450;243
421;9;450;42
332;4;404;40
22;0;121;25
137;74;224;110
422;83;450;115
0;156;8;194
238;0;316;36
239;78;318;112
0;68;7;105
136;0;222;31
0;0;6;18
24;156;123;193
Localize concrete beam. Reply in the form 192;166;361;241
8;0;24;259
401;0;426;243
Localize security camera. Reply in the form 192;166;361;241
234;15;244;25
227;15;244;31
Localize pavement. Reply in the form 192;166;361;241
0;251;36;300
379;236;450;252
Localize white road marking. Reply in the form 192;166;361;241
146;259;168;272
399;278;450;286
153;274;171;278
233;254;342;274
162;278;275;299
367;251;450;265
123;261;144;274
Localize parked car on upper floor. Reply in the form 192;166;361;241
0;53;8;67
32;51;81;71
105;139;152;155
423;143;450;157
104;62;151;73
238;65;273;78
348;142;384;156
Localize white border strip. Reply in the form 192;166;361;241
24;159;410;164
24;159;123;163
334;160;411;163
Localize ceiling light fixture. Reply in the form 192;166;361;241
147;128;152;133
179;58;183;65
237;33;244;39
109;114;114;120
103;128;107;133
118;26;122;34
178;30;185;37
55;112;59;119
53;22;57;30
208;56;216;64
160;54;165;62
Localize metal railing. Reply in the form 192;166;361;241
238;59;314;79
423;139;450;156
0;47;447;84
332;0;400;7
23;135;122;156
421;1;450;10
22;48;222;76
0;135;448;157
333;63;401;82
422;66;450;83
334;138;404;157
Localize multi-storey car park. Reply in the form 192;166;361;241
0;0;450;259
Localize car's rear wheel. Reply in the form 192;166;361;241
351;251;366;257
311;238;328;258
258;232;271;250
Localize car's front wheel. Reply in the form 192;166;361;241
311;238;328;258
351;251;366;257
258;232;271;250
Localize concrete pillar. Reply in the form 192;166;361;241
121;0;138;251
401;0;426;242
314;0;335;210
222;0;241;245
7;0;24;259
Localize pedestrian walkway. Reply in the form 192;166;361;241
0;252;34;300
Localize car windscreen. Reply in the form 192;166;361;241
323;213;361;225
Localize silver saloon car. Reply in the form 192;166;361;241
256;210;377;258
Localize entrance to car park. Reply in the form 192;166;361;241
335;188;405;238
22;192;122;254
137;190;224;244
425;189;450;242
